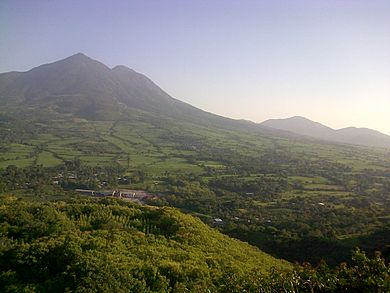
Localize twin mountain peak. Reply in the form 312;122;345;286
0;53;389;148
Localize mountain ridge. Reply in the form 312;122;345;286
1;53;388;148
261;116;390;148
0;53;288;139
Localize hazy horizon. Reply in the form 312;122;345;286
1;0;389;135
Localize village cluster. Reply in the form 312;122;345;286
75;188;156;204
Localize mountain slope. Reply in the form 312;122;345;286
0;53;193;117
0;53;260;132
261;116;390;148
0;53;121;119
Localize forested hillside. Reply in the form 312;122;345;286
0;197;388;292
0;196;289;292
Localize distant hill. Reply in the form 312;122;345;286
261;116;334;138
261;116;390;148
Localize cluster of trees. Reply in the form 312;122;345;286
226;249;390;292
209;175;288;198
0;161;126;193
57;160;125;190
0;165;51;193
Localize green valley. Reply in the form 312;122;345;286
1;103;390;264
0;54;389;291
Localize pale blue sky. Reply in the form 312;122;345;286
1;0;389;134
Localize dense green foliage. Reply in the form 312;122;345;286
235;249;390;292
0;197;289;292
1;197;389;292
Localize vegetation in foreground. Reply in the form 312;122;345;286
0;196;389;292
0;196;289;292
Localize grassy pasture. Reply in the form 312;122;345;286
36;151;63;167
